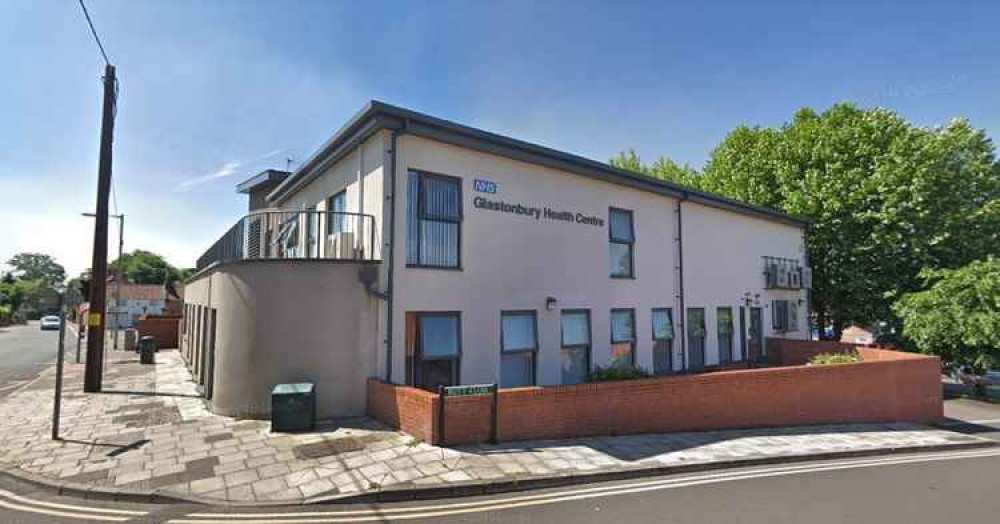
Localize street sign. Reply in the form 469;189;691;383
442;384;494;397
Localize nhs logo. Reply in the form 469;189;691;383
473;178;498;194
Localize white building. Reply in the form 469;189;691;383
183;101;810;419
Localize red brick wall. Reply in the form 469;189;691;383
767;338;859;366
367;379;438;444
137;315;181;349
368;343;943;446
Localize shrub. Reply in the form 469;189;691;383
809;351;861;365
589;364;651;382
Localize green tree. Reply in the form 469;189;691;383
111;250;187;285
609;149;701;188
698;104;1000;339
893;258;1000;370
6;253;65;286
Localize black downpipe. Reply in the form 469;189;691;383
676;196;687;371
385;129;401;382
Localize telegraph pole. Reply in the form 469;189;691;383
84;212;124;351
84;63;117;393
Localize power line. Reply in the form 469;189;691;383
77;0;110;65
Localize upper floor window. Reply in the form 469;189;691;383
609;208;634;278
406;171;462;268
327;191;346;234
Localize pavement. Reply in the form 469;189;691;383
0;340;994;506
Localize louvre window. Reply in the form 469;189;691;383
772;300;790;332
407;171;461;268
717;307;733;364
500;311;537;388
652;308;674;374
610;308;636;367
560;310;591;384
406;312;461;390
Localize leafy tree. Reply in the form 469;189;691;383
0;278;47;314
110;250;187;285
698;104;1000;339
6;253;65;286
609;149;701;187
893;258;1000;370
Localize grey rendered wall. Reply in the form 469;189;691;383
183;260;379;419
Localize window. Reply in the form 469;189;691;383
327;191;346;234
277;212;299;257
788;301;799;332
652;308;674;374
772;300;790;332
717;307;733;364
560;310;591;384
305;205;318;257
609;208;635;278
406;171;462;268
501;311;537;388
610;309;636;367
406;312;461;390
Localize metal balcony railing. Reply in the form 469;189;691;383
196;210;378;271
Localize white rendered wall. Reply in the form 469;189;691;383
387;135;807;386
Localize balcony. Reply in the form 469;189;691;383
196;210;379;271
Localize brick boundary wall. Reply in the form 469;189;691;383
767;338;862;366
367;340;943;446
367;379;438;444
137;315;181;349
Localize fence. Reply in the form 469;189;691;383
368;339;943;446
196;210;378;270
137;315;181;349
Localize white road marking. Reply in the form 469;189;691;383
940;418;1000;426
0;497;133;522
169;447;1000;524
0;488;147;516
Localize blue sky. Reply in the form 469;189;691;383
2;0;998;277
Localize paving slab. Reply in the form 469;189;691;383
0;348;994;504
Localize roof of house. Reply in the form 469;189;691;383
266;100;808;228
236;169;291;194
105;284;166;302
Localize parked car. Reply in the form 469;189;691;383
39;315;61;331
953;364;1000;400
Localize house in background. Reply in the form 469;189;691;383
106;276;167;329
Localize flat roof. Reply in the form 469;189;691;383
266;101;808;228
236;169;291;194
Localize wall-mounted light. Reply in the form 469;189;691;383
546;297;557;311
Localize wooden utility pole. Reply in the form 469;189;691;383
84;63;117;392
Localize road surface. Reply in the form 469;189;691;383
0;321;73;398
0;329;997;523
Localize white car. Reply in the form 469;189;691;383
39;315;61;331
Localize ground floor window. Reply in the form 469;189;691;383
652;308;674;374
610;308;636;367
405;312;461;390
560;310;591;384
687;308;707;370
500;311;537;388
717;307;733;364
